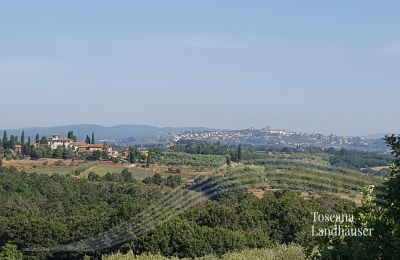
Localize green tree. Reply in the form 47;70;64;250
67;130;77;141
85;135;91;144
35;133;40;143
2;131;8;148
374;135;400;257
0;243;23;260
153;173;163;185
20;131;25;145
26;136;31;155
88;171;100;181
128;146;137;163
146;151;151;167
39;136;48;145
226;155;232;166
237;144;242;162
20;131;25;155
91;132;95;144
10;135;16;149
52;147;63;158
62;147;74;159
121;168;133;182
330;135;400;259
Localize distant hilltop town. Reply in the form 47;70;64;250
145;127;387;152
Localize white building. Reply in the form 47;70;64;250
48;134;73;149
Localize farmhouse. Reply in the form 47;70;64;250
48;134;115;156
48;134;73;149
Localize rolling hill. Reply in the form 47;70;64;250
1;124;212;141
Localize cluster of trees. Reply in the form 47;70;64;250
0;131;51;159
124;191;354;258
320;135;400;259
127;146;151;167
104;244;307;260
172;141;229;155
67;131;77;141
171;141;243;164
1;131;31;156
88;169;135;182
326;147;393;169
85;132;95;144
142;173;182;188
0;167;160;259
0;164;356;259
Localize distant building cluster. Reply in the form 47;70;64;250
47;134;118;157
150;127;385;151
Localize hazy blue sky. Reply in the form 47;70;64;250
1;1;399;136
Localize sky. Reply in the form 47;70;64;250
1;0;400;136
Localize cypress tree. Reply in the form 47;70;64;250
85;135;91;144
2;131;8;148
27;136;31;155
146;151;151;167
20;131;25;154
10;135;16;149
35;133;40;144
91;132;95;144
237;144;242;162
20;131;25;145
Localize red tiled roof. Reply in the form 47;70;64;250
49;138;72;142
88;144;104;148
71;142;87;146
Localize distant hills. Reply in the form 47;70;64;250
1;124;393;145
1;124;212;141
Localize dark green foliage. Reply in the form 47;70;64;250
85;135;91;144
2;131;8;148
0;243;23;259
67;131;77;141
85;150;104;161
226;155;232;166
39;136;48;145
142;173;182;188
146;151;151;167
89;169;136;183
88;171;101;181
24;136;31;156
130;191;352;258
327;147;392;169
121;168;133;182
62;147;74;159
0;168;152;258
91;132;95;144
323;135;400;259
31;145;53;159
172;141;229;155
237;144;242;162
128;146;139;163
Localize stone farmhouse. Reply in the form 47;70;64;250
48;134;116;156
